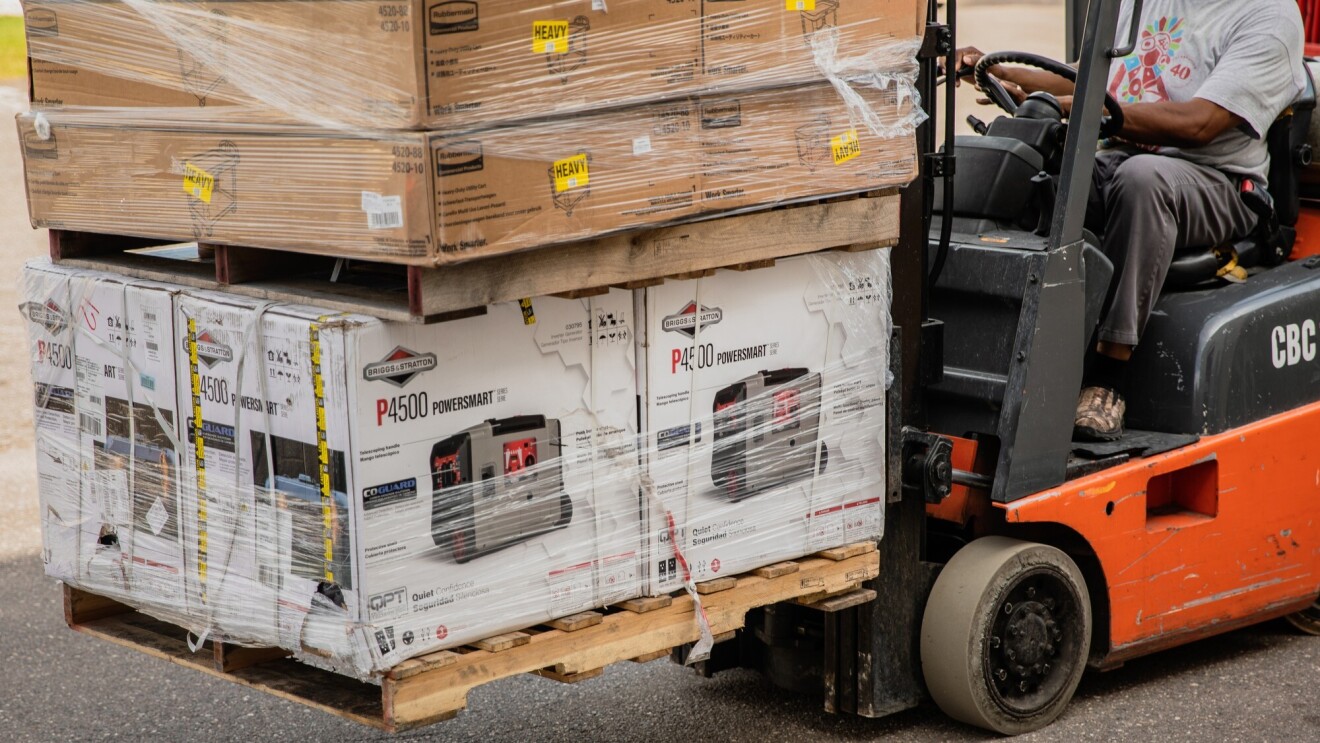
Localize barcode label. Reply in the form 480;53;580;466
369;211;403;229
146;341;159;351
79;413;102;436
361;191;404;230
258;564;283;590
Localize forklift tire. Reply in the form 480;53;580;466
1284;597;1320;635
921;537;1091;735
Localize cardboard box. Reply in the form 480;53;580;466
636;250;889;594
174;288;641;674
19;263;189;609
23;0;921;131
23;0;427;129
21;83;915;264
20;262;82;583
18;115;435;263
691;83;919;213
67;272;188;609
700;0;926;91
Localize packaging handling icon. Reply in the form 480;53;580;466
429;416;572;562
711;369;827;501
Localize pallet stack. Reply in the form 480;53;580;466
16;0;923;727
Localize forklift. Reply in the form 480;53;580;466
691;0;1320;734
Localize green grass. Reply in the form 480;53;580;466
0;16;26;81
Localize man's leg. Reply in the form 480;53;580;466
1075;154;1257;440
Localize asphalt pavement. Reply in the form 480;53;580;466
1;552;1317;743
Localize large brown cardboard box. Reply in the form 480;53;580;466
22;0;704;131
694;83;919;213
23;0;427;129
18;114;435;261
428;98;702;261
19;84;916;265
24;0;922;131
700;0;926;91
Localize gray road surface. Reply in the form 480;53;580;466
1;553;1317;742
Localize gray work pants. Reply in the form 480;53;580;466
1086;149;1257;346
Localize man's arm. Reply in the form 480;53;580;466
1113;99;1245;149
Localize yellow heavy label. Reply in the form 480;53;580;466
787;0;816;10
831;129;861;165
533;20;569;53
552;153;589;192
519;298;537;325
183;162;214;203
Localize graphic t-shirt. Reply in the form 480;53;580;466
1109;0;1306;181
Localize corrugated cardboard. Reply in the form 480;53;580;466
701;0;926;91
18;115;435;262
23;0;922;131
19;83;916;265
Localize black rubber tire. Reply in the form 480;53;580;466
921;537;1092;735
1285;597;1320;635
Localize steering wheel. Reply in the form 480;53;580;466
974;51;1125;139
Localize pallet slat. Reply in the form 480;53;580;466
49;192;898;323
62;543;879;732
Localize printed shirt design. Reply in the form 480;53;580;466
1109;16;1188;103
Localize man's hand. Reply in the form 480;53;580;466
947;46;1073;106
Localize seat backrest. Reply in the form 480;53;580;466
1267;65;1316;228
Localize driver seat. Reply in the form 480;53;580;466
1163;72;1317;288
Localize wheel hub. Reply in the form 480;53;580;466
983;569;1080;716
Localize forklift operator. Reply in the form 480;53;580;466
957;0;1306;440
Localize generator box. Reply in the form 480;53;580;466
20;262;83;583
172;288;641;675
636;250;890;595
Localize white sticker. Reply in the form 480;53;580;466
592;0;607;10
632;135;652;155
145;497;169;536
361;191;404;230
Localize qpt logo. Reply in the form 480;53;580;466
21;300;67;335
184;329;233;368
363;346;438;387
367;587;408;618
661;302;724;338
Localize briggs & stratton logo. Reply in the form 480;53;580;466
363;346;438;387
184;329;233;367
367;587;408;617
21;300;67;335
661;302;724;338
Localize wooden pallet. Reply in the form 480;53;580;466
49;191;899;323
63;542;879;732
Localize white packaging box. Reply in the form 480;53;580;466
174;290;280;640
636;250;891;595
175;289;642;675
20;262;82;582
66;272;187;609
341;291;641;672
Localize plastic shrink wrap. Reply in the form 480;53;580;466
20;248;892;678
22;0;924;130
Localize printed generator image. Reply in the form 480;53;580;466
712;369;828;501
429;416;573;563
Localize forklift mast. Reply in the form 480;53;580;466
853;0;1129;714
